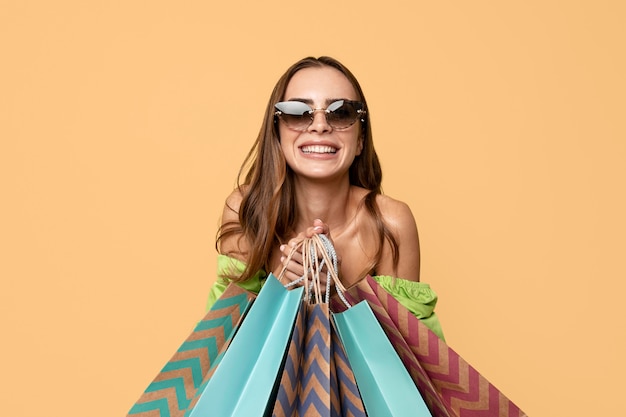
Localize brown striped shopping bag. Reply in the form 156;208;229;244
332;276;528;417
271;301;367;417
271;235;367;417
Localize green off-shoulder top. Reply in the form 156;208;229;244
207;254;445;340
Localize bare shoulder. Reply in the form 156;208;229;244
375;194;418;231
374;194;421;281
350;188;417;238
218;187;249;260
222;187;244;223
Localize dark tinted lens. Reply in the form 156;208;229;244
275;100;364;130
326;100;361;129
275;101;312;130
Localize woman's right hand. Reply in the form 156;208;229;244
276;219;332;286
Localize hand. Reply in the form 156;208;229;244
276;219;334;287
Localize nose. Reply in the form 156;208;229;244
307;109;332;133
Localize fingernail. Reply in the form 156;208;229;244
280;256;285;263
280;244;285;251
314;226;323;232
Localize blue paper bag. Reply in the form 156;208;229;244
333;300;432;417
189;274;304;417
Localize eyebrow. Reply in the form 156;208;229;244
285;97;351;106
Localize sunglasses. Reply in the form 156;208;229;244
274;100;366;131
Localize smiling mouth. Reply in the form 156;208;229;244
300;145;338;154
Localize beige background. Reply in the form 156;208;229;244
1;1;625;416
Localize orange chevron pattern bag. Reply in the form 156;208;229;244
127;283;255;417
332;276;528;417
271;301;368;416
272;236;367;417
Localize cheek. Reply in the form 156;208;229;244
278;124;295;142
356;139;364;155
278;128;299;154
347;128;364;155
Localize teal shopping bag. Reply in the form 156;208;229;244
333;300;432;417
189;274;304;417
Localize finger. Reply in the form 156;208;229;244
282;255;305;277
305;223;326;238
313;218;330;234
288;236;305;248
282;246;303;265
282;270;305;286
280;243;300;259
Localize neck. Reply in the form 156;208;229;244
292;176;353;233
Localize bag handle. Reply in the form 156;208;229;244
277;234;350;308
276;240;304;283
277;240;316;295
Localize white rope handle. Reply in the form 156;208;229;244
278;234;351;308
309;234;350;308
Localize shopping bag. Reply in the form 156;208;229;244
285;234;430;416
271;303;367;417
189;274;305;417
272;302;334;417
333;300;433;417
272;235;367;417
329;326;367;417
335;276;528;417
128;283;255;417
272;301;307;417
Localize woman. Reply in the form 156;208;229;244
208;56;443;338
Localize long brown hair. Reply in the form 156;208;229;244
216;56;399;281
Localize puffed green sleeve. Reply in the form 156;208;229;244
205;254;266;310
373;275;445;341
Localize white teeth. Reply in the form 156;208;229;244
301;145;337;154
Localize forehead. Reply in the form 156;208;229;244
284;66;359;102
